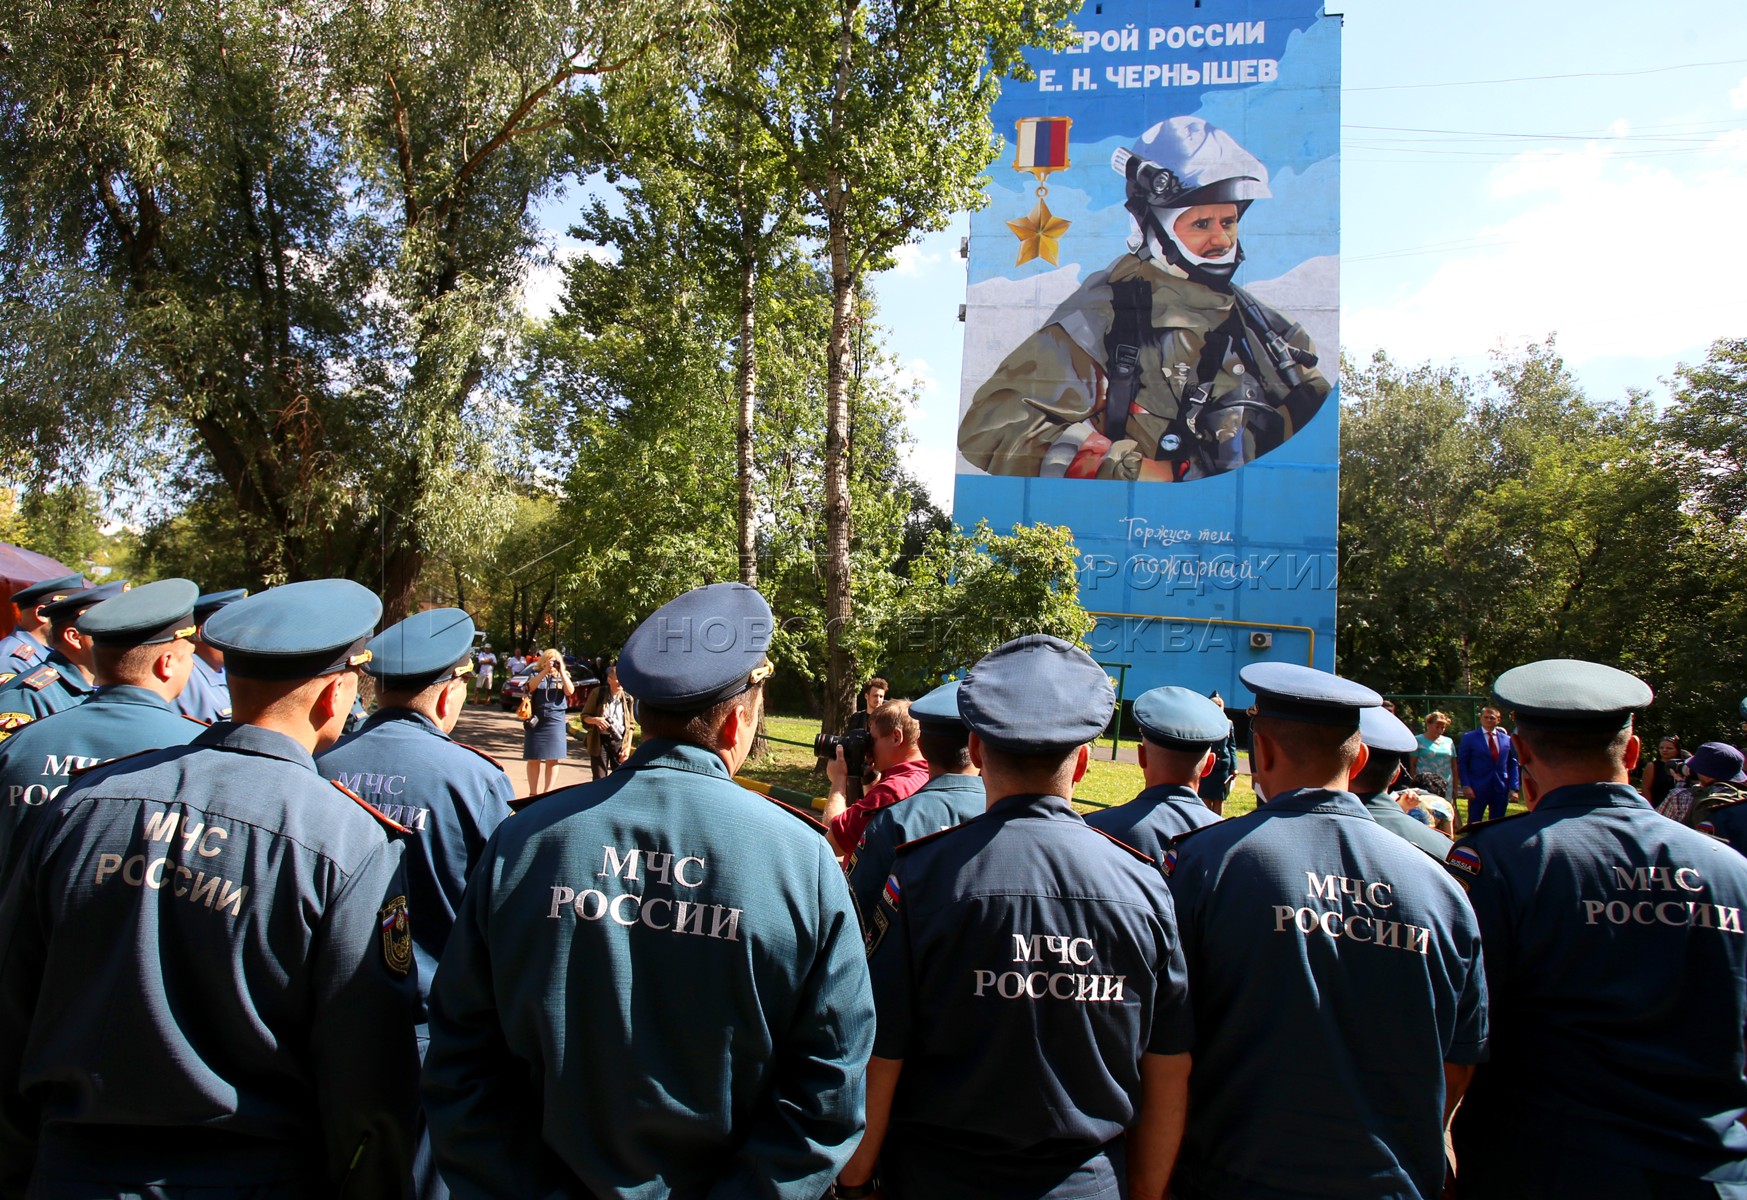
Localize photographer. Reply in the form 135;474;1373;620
824;698;928;858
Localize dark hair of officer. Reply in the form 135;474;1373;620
1350;748;1406;794
376;652;474;737
636;683;766;758
226;671;359;749
94;640;188;684
1143;741;1216;787
919;727;972;772
377;653;473;707
1252;716;1366;790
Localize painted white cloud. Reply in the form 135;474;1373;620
1345;129;1747;368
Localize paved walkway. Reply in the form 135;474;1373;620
452;701;593;798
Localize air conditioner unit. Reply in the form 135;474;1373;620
957;304;967;322
1249;631;1274;650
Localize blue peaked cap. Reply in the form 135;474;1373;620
11;574;86;607
1133;686;1229;749
366;607;476;687
40;581;130;623
79;578;199;647
1358;705;1418;754
203;579;382;681
1493;659;1651;732
959;635;1114;753
910;680;967;731
618;582;775;711
1241;662;1380;726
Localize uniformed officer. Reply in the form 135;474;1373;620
843;679;984;943
318;607;514;1200
0;573;84;677
1166;662;1486;1200
0;578;204;881
175;587;246;723
1354;704;1453;858
423;582;874;1199
1085;684;1227;863
0;580;129;739
0;579;419;1198
840;635;1193;1200
1446;659;1747;1197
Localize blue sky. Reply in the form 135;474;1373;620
861;0;1747;512
529;1;1747;514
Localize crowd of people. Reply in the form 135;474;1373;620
0;571;1744;1199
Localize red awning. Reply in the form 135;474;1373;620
0;543;77;637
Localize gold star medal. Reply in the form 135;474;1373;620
1010;116;1072;266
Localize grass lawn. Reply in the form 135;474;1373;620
741;713;1260;818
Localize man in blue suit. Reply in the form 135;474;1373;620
1456;705;1519;826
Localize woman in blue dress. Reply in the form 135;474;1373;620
520;649;577;795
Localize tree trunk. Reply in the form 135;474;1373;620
736;226;759;588
822;210;858;736
379;540;426;623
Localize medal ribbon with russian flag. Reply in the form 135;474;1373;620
1008;117;1073;266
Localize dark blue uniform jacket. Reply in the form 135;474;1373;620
1168;787;1487;1200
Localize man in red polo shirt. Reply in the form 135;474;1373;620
824;699;929;857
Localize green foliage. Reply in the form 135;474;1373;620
6;485;134;576
0;0;716;610
1338;338;1742;745
872;520;1090;691
1663;337;1747;523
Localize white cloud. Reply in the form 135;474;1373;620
1732;76;1747;110
890;241;945;275
902;444;959;516
521;244;614;319
1345;130;1747;369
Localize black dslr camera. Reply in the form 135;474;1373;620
815;728;874;778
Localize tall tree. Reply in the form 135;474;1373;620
1337;342;1721;738
1663;337;1747;523
0;0;713;614
710;0;1076;730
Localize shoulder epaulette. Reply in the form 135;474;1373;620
331;779;411;834
67;747;159;780
1453;811;1531;837
20;666;59;691
0;673;13;687
508;784;572;815
1409;838;1451;865
761;791;831;836
895;820;973;856
1168;820;1223;849
1086;824;1154;865
457;741;506;772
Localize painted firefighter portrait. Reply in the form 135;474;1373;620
958;116;1331;482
